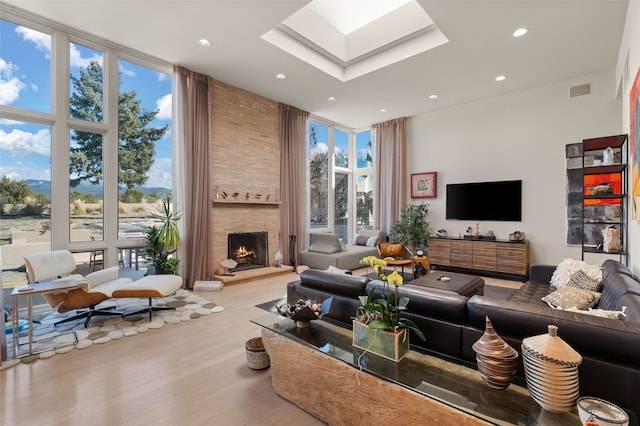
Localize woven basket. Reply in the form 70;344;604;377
245;337;270;370
522;325;582;413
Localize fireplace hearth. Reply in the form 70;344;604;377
228;232;269;272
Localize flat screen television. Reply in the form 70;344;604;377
446;180;522;221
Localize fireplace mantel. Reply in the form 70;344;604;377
212;199;280;206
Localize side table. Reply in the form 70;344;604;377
413;256;431;273
11;279;78;358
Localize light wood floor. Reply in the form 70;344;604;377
1;270;518;426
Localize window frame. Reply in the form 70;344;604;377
0;6;173;267
308;115;374;244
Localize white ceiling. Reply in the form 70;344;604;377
2;0;630;128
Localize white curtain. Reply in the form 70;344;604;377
373;117;406;234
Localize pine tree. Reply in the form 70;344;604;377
69;61;168;190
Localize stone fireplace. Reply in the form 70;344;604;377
210;80;282;278
227;231;268;272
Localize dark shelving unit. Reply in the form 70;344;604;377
581;134;628;264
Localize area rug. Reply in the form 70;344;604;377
3;289;224;368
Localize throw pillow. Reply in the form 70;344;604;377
355;235;369;246
542;286;602;310
366;236;378;247
550;258;603;289
338;238;347;251
568;270;603;292
564;306;627;320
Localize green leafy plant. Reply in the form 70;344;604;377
389;203;431;252
145;195;181;275
355;256;425;341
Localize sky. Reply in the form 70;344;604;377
0;18;172;190
310;121;371;168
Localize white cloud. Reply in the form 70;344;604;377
0;163;50;181
311;142;328;154
156;93;172;120
0;118;24;126
157;72;170;82
69;44;103;68
119;63;136;77
15;26;51;53
145;157;172;188
0;58;27;105
0;128;50;156
30;83;38;92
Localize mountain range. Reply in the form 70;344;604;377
25;179;170;199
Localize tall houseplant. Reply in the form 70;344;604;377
145;195;181;275
389;203;431;253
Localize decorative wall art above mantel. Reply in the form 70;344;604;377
411;172;437;199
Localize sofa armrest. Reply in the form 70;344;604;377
467;295;640;367
85;266;120;287
299;269;369;298
529;264;556;284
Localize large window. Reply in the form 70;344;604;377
0;10;172;285
309;121;329;229
355;130;373;232
308;121;373;244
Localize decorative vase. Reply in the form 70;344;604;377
352;321;409;362
522;325;582;413
472;316;519;390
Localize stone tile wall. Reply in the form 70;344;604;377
210;80;281;274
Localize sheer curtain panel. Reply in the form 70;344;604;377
373;117;407;234
174;66;212;288
279;104;310;267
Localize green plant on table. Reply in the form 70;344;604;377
356;256;426;341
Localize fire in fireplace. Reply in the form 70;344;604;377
227;231;268;272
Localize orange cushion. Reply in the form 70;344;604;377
379;243;404;258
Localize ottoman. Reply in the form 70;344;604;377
112;275;183;321
409;271;484;297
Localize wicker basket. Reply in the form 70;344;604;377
245;337;270;370
522;325;582;413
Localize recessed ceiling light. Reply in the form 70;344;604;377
198;39;212;47
513;28;528;37
495;75;507;82
380;108;387;113
328;96;336;102
276;73;286;80
429;94;438;99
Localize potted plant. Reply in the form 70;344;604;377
389;203;431;253
145;195;181;275
353;256;426;361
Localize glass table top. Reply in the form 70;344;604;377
251;312;580;426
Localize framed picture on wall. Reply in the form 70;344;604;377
411;172;437;198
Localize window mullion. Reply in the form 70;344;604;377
51;28;70;251
102;48;120;266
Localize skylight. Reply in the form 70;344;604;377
261;0;448;82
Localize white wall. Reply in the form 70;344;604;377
617;1;640;276
407;70;623;266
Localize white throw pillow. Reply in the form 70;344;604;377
564;306;627;320
366;236;378;247
550;258;603;289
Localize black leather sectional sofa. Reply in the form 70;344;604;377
286;259;640;418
